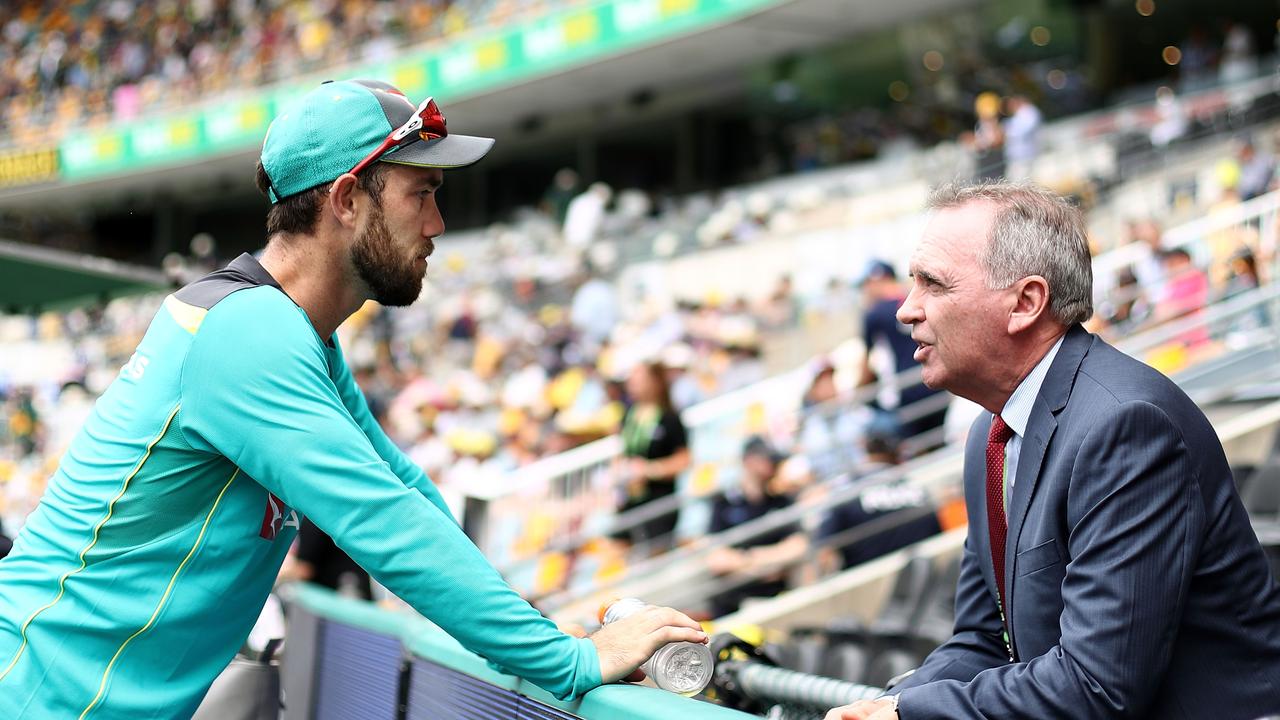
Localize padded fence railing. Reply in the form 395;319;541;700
280;583;756;720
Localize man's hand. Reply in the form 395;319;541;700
824;698;898;720
590;605;708;683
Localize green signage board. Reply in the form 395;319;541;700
56;0;780;181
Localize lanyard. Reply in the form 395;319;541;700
621;405;660;456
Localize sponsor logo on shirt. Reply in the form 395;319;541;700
260;493;300;540
120;352;150;382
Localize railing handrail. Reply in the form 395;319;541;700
541;286;1280;614
1119;283;1280;356
1091;188;1280;285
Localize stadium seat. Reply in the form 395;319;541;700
870;556;937;634
864;648;921;689
821;642;870;685
1242;462;1280;552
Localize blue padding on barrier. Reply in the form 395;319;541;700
314;619;403;720
408;657;581;720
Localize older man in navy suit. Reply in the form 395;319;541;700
828;182;1280;719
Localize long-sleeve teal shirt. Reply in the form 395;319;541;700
0;254;600;719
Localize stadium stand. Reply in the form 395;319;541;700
0;0;598;146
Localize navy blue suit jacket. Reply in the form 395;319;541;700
893;325;1280;718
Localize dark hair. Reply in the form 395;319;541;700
742;435;783;465
636;361;675;411
864;432;900;462
254;161;391;237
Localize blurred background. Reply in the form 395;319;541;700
2;0;1280;717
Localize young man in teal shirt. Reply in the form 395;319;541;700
0;79;706;719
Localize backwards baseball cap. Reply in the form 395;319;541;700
855;259;897;287
260;78;495;203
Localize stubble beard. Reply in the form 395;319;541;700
351;204;426;307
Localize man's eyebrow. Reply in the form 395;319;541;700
913;268;944;284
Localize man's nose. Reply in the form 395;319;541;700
897;286;923;325
426;213;444;239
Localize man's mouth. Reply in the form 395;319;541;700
913;337;932;361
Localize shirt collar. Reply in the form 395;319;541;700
227;252;282;290
999;334;1065;438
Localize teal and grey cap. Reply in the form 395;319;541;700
259;79;494;203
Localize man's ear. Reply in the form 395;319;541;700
1008;275;1050;334
327;173;360;230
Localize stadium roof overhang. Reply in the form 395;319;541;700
0;0;972;212
0;239;168;312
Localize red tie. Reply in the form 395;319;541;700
986;415;1015;618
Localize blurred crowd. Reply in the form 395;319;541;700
1092;133;1279;343
4;113;1280;597
2;6;1279;600
0;0;587;146
0;227;854;535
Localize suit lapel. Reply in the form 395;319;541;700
1006;398;1056;588
1002;325;1093;640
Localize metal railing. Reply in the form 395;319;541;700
538;282;1280;621
715;661;883;720
471;365;948;596
467;181;1280;598
1092;188;1280;298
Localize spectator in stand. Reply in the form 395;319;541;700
815;434;941;572
704;437;801;617
1149;86;1189;149
1237;139;1277;201
1158;248;1210;347
758;274;800;330
856;260;946;443
1097;266;1150;336
966;92;1004;180
797;358;869;479
612;361;690;550
661;343;704;412
1219;22;1258;84
1002;95;1041;181
563;182;612;251
1179;27;1218;91
1221;249;1270;332
541;167;581;225
1127;218;1168;307
569;262;619;349
5;388;41;459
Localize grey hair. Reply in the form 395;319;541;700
928;180;1093;325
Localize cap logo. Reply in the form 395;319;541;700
377;86;416;110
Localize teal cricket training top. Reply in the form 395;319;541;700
0;254;600;719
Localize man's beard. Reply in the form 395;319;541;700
351;204;426;307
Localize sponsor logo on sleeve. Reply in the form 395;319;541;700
260;493;300;540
